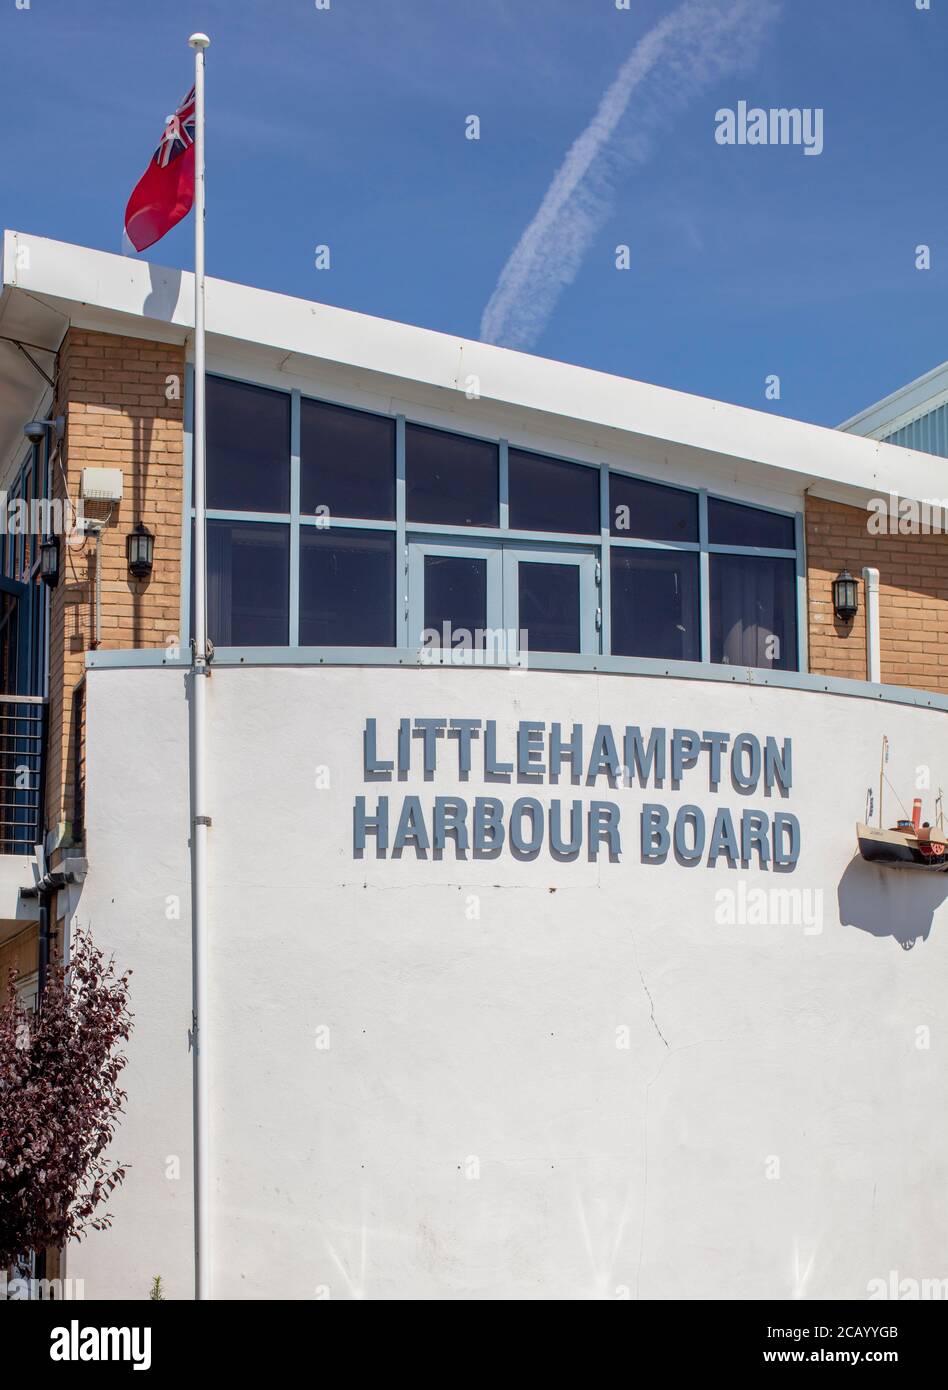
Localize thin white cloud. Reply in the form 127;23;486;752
479;0;781;350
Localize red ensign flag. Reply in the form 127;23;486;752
124;86;196;252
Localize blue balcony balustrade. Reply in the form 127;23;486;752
0;694;46;855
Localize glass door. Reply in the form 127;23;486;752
408;539;600;663
408;539;503;659
503;546;599;660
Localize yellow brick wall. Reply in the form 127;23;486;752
806;494;948;693
46;329;185;842
0;924;38;992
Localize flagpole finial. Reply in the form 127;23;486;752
189;32;210;49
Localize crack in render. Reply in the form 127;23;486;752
636;964;670;1049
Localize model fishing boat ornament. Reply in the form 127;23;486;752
856;736;948;872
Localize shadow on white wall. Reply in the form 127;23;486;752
838;855;948;950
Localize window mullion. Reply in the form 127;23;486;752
499;439;509;530
599;463;610;656
794;509;807;673
396;415;407;646
699;488;710;663
289;389;301;646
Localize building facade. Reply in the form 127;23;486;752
1;231;947;1299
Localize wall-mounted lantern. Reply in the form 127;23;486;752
39;535;60;588
126;521;154;580
832;569;858;622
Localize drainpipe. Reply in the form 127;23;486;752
862;567;881;684
33;881;53;1292
37;888;51;998
23;865;78;1291
24;869;78;998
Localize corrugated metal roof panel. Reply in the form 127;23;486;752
883;403;948;459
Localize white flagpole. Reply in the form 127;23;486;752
188;29;211;1303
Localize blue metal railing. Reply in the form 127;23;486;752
0;694;47;855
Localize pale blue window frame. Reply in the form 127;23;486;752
407;537;504;653
406;539;598;660
607;471;802;670
181;367;807;673
502;544;599;659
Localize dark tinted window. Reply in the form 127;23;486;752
518;561;581;653
300;399;395;521
299;529;395;646
206;520;289;646
206;377;290;512
708;498;795;549
508;450;599;535
611;550;700;661
710;554;797;670
423;554;487;639
610;474;698;543
406;425;498;527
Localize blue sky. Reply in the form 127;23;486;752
2;0;946;427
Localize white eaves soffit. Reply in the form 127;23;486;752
4;229;947;516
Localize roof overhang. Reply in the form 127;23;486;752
3;229;946;517
0;254;62;481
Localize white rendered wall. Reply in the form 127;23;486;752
70;665;948;1300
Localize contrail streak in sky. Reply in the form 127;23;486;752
479;0;780;351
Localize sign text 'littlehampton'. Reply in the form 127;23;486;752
352;719;800;869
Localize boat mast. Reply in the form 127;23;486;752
878;735;888;828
